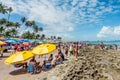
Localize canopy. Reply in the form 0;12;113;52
32;43;56;55
0;42;6;45
0;37;5;41
4;51;34;65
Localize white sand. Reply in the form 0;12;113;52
0;50;57;80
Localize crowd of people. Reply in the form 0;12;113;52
12;42;80;74
1;41;119;74
0;42;38;57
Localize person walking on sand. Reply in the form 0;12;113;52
65;45;69;58
115;44;118;50
0;45;5;57
74;42;78;60
69;44;73;56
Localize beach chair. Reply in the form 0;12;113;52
27;64;35;73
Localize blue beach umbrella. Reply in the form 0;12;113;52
17;39;24;43
6;40;18;44
23;39;30;42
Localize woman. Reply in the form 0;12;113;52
28;57;37;73
58;49;65;61
65;45;69;58
48;54;53;62
74;43;78;60
41;60;47;70
52;53;63;66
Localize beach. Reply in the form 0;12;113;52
0;50;57;80
1;46;120;80
36;48;120;80
1;0;120;80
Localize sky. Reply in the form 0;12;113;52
0;0;120;41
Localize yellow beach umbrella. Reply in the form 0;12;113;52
14;38;19;40
4;51;34;65
32;43;56;55
0;42;6;45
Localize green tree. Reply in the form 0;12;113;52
53;36;56;40
51;36;54;40
33;25;39;33
10;28;17;37
36;34;40;39
6;21;14;27
7;7;13;21
0;26;5;37
25;21;32;27
41;34;45;40
21;17;26;24
31;21;35;26
22;31;33;39
0;18;7;25
0;3;8;14
57;36;62;40
14;22;20;28
39;27;43;32
4;30;11;37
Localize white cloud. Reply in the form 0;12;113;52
97;26;120;38
114;27;120;35
68;26;74;31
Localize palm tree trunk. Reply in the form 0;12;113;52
8;13;10;21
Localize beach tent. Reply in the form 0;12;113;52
4;51;34;65
32;43;56;55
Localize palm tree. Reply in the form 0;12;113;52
51;36;54;40
31;32;35;39
22;31;32;39
10;28;17;38
25;21;32;28
0;26;5;37
4;31;11;37
0;3;8;14
39;27;43;32
21;17;26;24
53;36;56;40
33;25;39;33
57;36;62;40
6;21;14;27
14;22;20;28
36;34;40;39
0;18;7;25
41;34;45;40
38;27;43;39
7;7;13;21
31;21;35;26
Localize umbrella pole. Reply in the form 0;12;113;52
44;55;46;60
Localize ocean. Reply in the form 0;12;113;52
83;41;120;46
